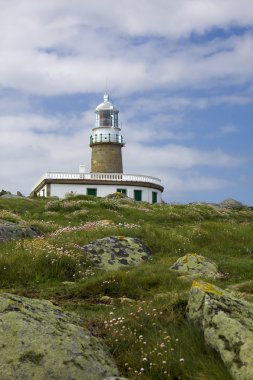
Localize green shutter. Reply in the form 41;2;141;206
87;188;97;197
152;191;157;204
134;190;142;201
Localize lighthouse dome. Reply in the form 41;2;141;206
95;93;118;112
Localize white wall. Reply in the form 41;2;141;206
38;185;47;197
48;183;162;203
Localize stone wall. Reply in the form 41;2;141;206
91;144;123;173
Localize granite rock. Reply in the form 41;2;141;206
170;253;221;279
187;280;253;380
0;220;38;242
81;236;152;270
0;292;119;380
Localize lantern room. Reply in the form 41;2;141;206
95;93;119;129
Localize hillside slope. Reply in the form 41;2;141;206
0;195;253;379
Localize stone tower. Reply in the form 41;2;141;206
90;94;124;173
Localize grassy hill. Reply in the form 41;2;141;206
0;195;252;379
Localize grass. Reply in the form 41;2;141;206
0;196;253;379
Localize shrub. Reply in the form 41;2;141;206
44;200;61;212
0;210;22;223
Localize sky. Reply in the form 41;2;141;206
0;0;252;204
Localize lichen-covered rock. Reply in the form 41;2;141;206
100;296;136;305
187;280;253;380
0;220;38;242
0;293;119;380
220;198;244;209
170;253;221;279
81;236;152;270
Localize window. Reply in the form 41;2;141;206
99;111;112;127
117;188;127;195
87;188;97;197
134;190;142;201
152;191;158;204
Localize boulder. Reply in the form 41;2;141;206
220;198;244;209
170;253;221;279
187;280;253;380
0;194;24;199
0;292;119;380
0;220;38;241
81;236;152;270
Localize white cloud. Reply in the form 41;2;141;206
0;1;250;203
0;1;253;95
125;144;243;172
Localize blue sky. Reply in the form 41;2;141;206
0;0;252;204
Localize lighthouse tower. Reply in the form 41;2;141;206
32;93;164;203
90;94;124;173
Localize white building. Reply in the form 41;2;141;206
32;94;164;203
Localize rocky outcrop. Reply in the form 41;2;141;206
170;253;221;279
0;292;119;380
0;220;38;242
220;198;244;209
187;280;253;380
81;236;152;270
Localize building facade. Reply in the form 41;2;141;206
32;94;164;203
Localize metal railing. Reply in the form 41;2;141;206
90;134;124;145
32;171;162;190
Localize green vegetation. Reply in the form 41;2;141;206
0;196;253;379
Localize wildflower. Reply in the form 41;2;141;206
179;358;185;362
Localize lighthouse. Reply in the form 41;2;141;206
32;93;164;203
90;93;124;173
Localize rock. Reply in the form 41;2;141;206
118;297;135;304
100;296;136;305
1;193;24;199
220;198;244;209
17;191;24;197
0;220;38;241
100;295;113;304
187;280;253;380
81;236;152;270
0;292;119;380
0;189;11;196
170;253;221;279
